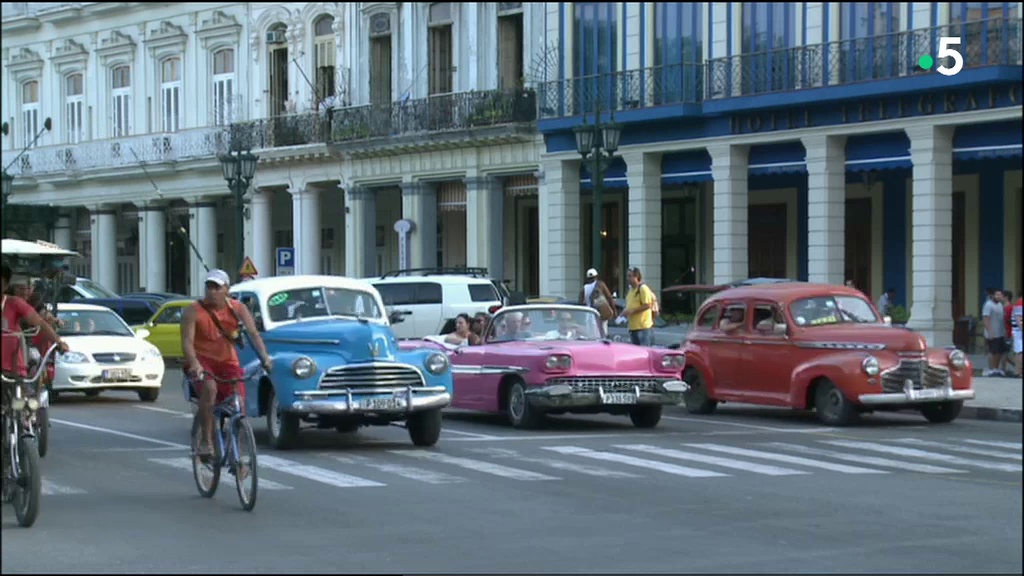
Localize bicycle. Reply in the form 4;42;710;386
183;370;260;512
1;338;59;528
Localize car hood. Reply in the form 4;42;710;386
793;324;926;351
265;319;398;362
62;335;158;356
497;340;654;372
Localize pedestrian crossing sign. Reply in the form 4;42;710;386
239;257;258;277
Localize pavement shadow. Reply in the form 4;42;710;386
442;410;635;431
702;405;934;428
48;391;143;406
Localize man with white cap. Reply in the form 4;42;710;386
578;268;616;336
181;269;271;458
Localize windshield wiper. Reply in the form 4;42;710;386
91;330;131;336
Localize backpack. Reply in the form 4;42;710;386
642;284;660;318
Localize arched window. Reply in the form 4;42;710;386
212;48;236;125
65;73;85;143
111;65;132;137
21;80;40;148
313;14;336;100
160;57;182;132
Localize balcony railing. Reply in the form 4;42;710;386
707;17;1022;100
538;62;704;119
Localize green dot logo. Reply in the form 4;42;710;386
918;54;935;70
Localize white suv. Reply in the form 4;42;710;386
369;270;504;339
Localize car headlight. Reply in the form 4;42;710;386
142;347;162;360
424;352;449;375
660;354;686;370
544;354;572;370
948;349;967;370
861;355;881;377
59;351;90;364
292;357;317;379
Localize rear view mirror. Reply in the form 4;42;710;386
255;317;265;332
135;328;151;339
883;316;892;325
773;323;788;336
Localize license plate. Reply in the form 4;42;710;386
358;397;407;411
603;392;637;404
102;368;132;382
914;388;944;400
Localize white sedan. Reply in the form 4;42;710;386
52;303;165;401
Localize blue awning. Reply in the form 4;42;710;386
845;132;911;172
953;121;1022;161
749;142;807;175
581;157;627;189
662;150;712;184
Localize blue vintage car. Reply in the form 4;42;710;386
227;275;453;449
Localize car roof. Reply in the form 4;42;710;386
56;303;119;312
2;238;80;257
495;303;598;315
161;299;194;307
369;275;495;286
707;282;868;303
230;274;378;296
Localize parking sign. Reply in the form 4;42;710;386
276;247;295;276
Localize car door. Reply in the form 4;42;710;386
147;304;185;358
448;343;490;409
374;283;417;339
739;301;791;405
233;291;263;415
706;301;749;398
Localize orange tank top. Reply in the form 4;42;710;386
192;300;241;364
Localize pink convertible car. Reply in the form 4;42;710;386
402;304;690;429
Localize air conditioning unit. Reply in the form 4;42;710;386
266;29;286;45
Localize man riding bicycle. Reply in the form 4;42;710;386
180;269;271;458
2;262;69;381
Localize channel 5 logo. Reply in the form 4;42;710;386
918;37;964;76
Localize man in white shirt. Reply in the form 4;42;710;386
578;268;616;336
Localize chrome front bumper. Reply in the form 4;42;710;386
289;385;451;415
858;378;975;405
525;380;690;409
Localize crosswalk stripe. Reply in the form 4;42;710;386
543;446;729;478
892;438;1022;461
821;440;1023;473
259;455;385;488
962;439;1023;451
390;450;560;481
148;457;293;490
41;479;87;495
765;442;967;474
467;447;642;478
616;444;809;476
682;443;887;474
323;454;467;485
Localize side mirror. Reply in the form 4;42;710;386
135;328;151;339
389;310;406;324
255;317;266;332
883;316;893;325
773;323;788;336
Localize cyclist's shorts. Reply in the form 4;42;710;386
188;356;246;404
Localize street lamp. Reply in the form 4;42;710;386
218;150;259;279
2;118;52;237
574;110;621;276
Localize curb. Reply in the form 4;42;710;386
960;405;1023;424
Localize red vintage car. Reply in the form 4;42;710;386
680;283;975;425
402;304;690;429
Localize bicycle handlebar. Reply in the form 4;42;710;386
190;369;262;384
0;342;60;387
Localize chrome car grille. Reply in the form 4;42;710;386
881;357;950;393
92;352;137;364
319;364;424;389
546;377;664;394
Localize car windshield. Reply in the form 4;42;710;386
74;278;120;299
489;308;603;342
265;286;383;323
57;309;133;336
789;295;880;327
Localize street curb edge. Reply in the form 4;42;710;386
961;405;1023;424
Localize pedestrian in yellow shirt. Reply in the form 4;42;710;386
618;266;655;346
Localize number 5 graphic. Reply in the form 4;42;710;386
936;36;964;76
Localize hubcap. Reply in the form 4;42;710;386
510;387;525;420
826;389;842;413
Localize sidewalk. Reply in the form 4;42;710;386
964;376;1022;423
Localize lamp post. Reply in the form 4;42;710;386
573;107;621;276
217;150;259;279
1;170;13;237
2;118;52;237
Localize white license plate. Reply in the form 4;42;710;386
359;397;407;411
603;392;638;404
102;368;132;382
914;388;944;400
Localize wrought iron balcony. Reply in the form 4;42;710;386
707;17;1022;100
1;127;230;177
537;62;704;119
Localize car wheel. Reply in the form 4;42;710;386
507;381;545;429
138;388;160;403
407;409;443;447
265;387;300;450
920;400;963;424
629;405;662;428
682;368;718;415
814;379;859;426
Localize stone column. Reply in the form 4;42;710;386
802;134;847;285
622;150;663;293
90;208;118;291
905;125;955;348
345;186;377;278
188;201;218;296
249;189;274;280
465;175;504;280
290;187;321;275
708;144;749;285
400;181;438;269
53;212;73;249
539;158;581;297
136;204;167;293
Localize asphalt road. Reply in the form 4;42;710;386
2;371;1021;574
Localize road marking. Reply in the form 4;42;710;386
322;453;467;485
390;450;560;481
440;429;501;439
891;438;1022;461
52;418;189;449
466;447;642;478
259;455;385;488
822;440;1023;473
962;439;1023;450
662;415;835;434
443;432;663;442
682;443;887;474
91;446;185;453
135;405;192;419
616;444;809;476
41;480;87;495
148;457;293;490
543;446;729;478
765;442;967;474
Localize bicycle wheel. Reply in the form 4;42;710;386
13;436;41;528
190;416;219;498
37;408;49;458
232;418;258;512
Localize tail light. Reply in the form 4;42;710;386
488;304;502;314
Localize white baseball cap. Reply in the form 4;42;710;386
586;268;598;279
205;268;231;287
